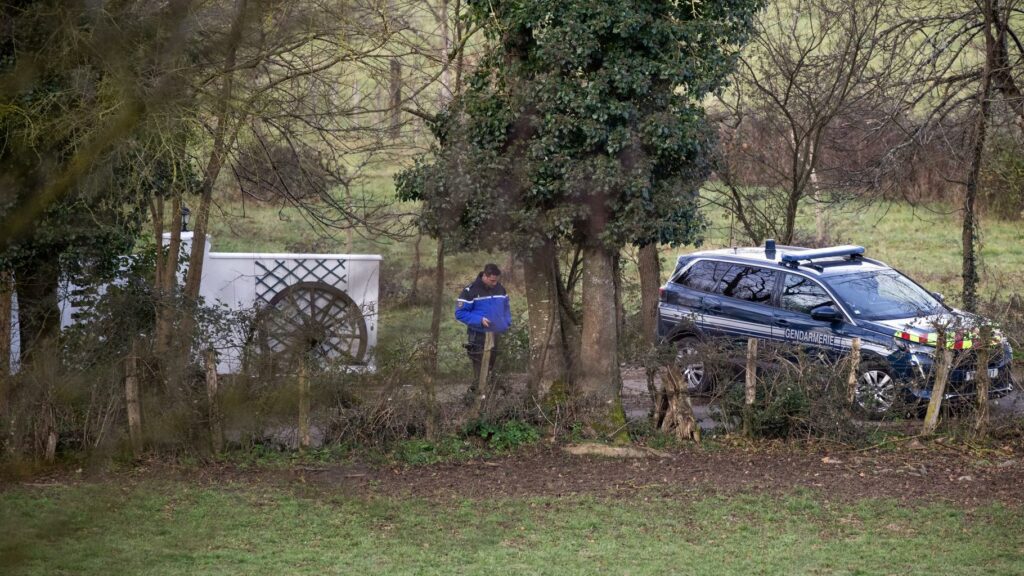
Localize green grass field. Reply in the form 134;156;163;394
1;481;1021;575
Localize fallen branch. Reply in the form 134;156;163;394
563;443;669;459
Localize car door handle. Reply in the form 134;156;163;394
774;318;790;326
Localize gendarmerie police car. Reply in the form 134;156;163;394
657;241;1016;416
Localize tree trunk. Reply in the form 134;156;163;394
803;128;825;245
504;253;516;288
12;258;60;365
962;1;995;313
389;58;402;140
638;242;660;346
438;0;451;108
183;0;247;303
812;175;826;245
344;185;354;253
409;233;422;304
524;238;567;398
556;245;583;378
578;245;628;442
990;0;1024;131
428;239;445;376
453;0;466;91
153;191;182;358
782;187;799;245
638;243;660;411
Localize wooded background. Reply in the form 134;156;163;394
2;0;1023;459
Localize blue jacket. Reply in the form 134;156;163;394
455;274;511;333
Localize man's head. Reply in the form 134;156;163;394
481;263;501;288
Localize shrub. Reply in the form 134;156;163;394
715;343;875;443
463;420;540;452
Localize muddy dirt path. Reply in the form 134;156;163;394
295;440;1023;508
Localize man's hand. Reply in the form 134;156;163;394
481;317;491;328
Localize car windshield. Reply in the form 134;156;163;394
825;270;943;321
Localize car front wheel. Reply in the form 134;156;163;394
854;360;899;418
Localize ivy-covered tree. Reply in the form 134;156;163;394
400;0;762;437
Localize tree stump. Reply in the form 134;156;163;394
655;364;700;443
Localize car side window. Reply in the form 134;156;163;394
719;265;776;304
674;260;722;293
781;273;833;314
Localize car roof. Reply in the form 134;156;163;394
678;245;892;278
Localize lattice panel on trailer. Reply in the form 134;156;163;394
255;258;348;304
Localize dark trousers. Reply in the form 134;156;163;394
466;330;501;389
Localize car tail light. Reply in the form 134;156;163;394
659;287;665;301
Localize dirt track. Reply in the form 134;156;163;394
296;440;1023;508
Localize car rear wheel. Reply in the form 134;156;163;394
675;336;711;395
854;360;898;418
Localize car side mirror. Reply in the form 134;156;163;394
811;305;842;322
931;291;944;303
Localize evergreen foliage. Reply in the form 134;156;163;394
398;0;764;251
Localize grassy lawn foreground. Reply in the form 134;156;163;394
1;481;1021;575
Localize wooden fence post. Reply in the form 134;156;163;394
743;338;757;436
974;326;992;437
125;343;143;459
205;349;223;455
847;337;862;405
298;357;310;452
922;334;951;435
43;405;57;464
467;332;495;421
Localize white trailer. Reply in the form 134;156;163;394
6;232;381;374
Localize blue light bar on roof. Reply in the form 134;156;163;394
781;245;865;263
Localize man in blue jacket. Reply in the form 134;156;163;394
455;263;512;396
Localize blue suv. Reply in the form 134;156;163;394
657;242;1016;416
